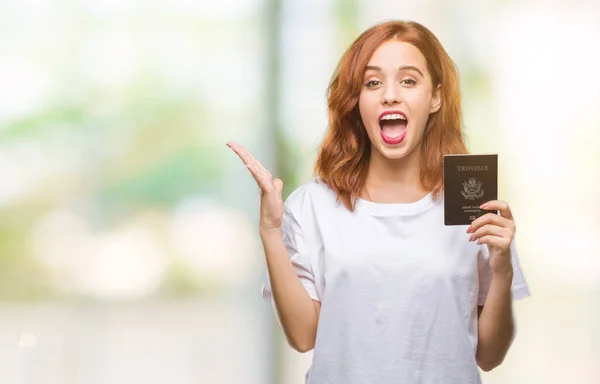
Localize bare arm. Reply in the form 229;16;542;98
227;141;319;353
469;200;521;372
261;228;321;352
476;270;515;371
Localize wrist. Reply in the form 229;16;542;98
492;266;514;284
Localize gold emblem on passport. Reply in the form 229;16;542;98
461;177;484;200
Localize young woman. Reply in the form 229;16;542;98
227;20;530;384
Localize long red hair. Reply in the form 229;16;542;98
314;20;467;211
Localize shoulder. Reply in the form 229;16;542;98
284;177;338;211
283;177;342;226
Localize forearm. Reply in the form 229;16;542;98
261;228;319;352
476;269;515;371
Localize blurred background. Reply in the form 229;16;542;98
0;0;598;383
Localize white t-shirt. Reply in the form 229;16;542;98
262;178;530;384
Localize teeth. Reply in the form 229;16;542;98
380;114;406;121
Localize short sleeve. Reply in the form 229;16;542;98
261;205;320;303
478;235;531;306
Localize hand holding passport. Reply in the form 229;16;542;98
443;154;498;226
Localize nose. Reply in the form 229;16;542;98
381;82;401;105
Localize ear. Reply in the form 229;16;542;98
430;84;442;113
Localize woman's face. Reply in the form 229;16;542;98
358;40;441;160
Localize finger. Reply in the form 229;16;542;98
228;143;256;167
480;200;513;220
468;213;513;234
226;142;248;163
253;157;272;181
273;178;284;194
470;224;512;242
242;151;272;183
227;142;261;170
227;143;271;181
246;163;273;192
226;143;279;194
246;159;276;193
476;235;511;248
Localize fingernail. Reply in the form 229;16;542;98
466;226;472;234
480;203;488;209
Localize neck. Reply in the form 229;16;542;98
364;144;429;203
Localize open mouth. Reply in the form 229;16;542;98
379;112;408;144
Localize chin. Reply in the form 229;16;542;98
376;142;413;160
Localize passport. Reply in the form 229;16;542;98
443;154;498;226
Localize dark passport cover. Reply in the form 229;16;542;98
443;154;498;226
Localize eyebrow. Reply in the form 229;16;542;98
364;65;424;77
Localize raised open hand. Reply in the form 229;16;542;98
227;142;284;233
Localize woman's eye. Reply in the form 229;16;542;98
401;78;417;85
365;80;381;88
